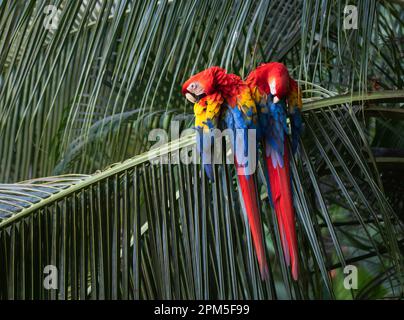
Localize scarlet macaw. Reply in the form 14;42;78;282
246;62;302;280
182;67;269;279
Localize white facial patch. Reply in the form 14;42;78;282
188;83;196;92
269;80;277;95
187;82;204;96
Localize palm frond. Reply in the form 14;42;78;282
0;0;304;182
4;0;402;182
1;91;403;299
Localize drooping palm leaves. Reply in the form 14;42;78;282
4;0;401;181
0;0;404;300
1;91;403;299
0;0;304;181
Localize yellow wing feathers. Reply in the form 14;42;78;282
194;94;223;130
288;80;303;112
193;87;259;129
249;86;267;106
237;86;258;121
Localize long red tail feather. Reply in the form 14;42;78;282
265;144;298;280
237;168;269;280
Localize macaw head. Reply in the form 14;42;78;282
246;62;290;103
182;66;244;108
181;66;227;104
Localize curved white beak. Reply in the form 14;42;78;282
185;93;197;103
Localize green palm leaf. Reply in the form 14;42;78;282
1;0;403;300
1;91;403;299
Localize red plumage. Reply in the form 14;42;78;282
181;66;242;105
265;144;298;280
237;164;269;280
246;62;299;280
182;67;270;280
246;62;290;98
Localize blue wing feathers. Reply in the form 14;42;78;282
195;127;214;181
222;105;258;178
260;101;288;168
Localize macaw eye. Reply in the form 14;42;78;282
187;82;199;94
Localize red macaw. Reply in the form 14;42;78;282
246;62;302;281
182;67;269;279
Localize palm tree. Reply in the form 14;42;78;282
0;0;403;299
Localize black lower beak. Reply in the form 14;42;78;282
195;93;206;102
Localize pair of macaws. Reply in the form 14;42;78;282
181;62;303;281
